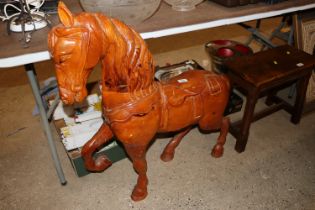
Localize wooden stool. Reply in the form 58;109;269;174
226;45;315;153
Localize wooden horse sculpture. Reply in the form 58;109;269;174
48;2;230;201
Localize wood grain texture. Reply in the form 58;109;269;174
48;2;230;201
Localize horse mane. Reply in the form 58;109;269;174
82;13;156;93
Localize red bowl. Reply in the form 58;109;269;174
234;44;252;55
212;40;232;46
217;47;235;57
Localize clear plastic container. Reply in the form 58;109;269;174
79;0;161;25
164;0;204;11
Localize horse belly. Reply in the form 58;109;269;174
158;97;202;132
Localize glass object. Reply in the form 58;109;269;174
164;0;204;11
79;0;161;25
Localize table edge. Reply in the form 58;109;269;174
1;3;315;68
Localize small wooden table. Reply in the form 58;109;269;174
226;45;315;153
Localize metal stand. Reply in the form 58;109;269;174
25;63;67;185
268;15;294;45
239;15;294;49
239;21;277;49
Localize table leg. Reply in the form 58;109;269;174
291;73;311;124
25;64;67;185
235;90;259;153
293;13;302;49
265;89;278;106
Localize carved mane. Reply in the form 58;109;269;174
95;15;156;92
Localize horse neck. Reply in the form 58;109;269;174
96;15;155;93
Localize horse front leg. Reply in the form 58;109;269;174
123;143;149;201
211;117;230;158
81;123;114;171
160;127;191;162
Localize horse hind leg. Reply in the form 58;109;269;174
123;143;149;201
211;117;230;158
160;127;191;162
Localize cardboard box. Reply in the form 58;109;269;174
67;141;127;177
54;119;127;177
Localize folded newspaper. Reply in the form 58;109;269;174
61;118;103;150
51;93;104;151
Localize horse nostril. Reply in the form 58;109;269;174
71;85;82;92
59;91;73;104
60;94;68;103
74;89;87;102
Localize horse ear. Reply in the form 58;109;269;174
58;1;74;27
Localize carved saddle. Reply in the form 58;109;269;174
102;70;224;131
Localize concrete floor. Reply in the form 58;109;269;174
0;17;315;209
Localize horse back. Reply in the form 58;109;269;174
158;70;230;132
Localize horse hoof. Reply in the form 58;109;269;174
160;152;174;162
131;188;148;201
211;145;224;158
95;155;112;171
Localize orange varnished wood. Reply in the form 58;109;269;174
48;2;230;201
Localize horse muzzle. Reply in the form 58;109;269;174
59;86;87;105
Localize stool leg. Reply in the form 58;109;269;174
265;90;278;106
291;75;310;124
235;90;259;153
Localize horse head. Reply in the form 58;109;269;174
48;2;101;104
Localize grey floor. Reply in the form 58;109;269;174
0;18;314;210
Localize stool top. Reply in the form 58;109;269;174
226;45;315;87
